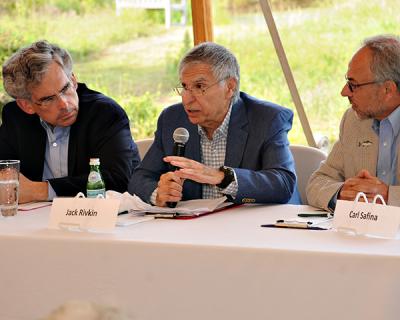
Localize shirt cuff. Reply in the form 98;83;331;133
219;169;238;199
150;188;158;205
328;188;341;212
47;182;57;201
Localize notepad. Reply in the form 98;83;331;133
105;191;233;219
152;198;234;219
18;202;52;211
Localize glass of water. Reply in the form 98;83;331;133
0;160;20;217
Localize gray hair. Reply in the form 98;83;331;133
363;34;400;91
2;40;73;99
179;42;240;103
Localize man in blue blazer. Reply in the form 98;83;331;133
129;42;297;206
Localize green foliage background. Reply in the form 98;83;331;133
0;0;399;144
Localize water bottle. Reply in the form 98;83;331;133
86;158;105;198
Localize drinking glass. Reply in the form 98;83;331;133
0;160;20;217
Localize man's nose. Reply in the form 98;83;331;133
56;94;69;109
341;83;352;97
181;89;196;104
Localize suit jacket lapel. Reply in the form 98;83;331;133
355;119;378;176
225;99;248;168
180;118;202;199
185;123;201;163
68;122;79;175
31;121;47;180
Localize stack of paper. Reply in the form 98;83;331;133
106;191;231;218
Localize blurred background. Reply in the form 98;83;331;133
0;0;398;147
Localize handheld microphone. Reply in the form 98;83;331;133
167;127;189;208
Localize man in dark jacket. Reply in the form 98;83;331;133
0;40;139;202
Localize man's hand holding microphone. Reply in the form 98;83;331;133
155;127;227;207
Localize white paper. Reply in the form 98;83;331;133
116;215;154;227
106;191;229;216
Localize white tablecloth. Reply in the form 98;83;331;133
1;204;400;319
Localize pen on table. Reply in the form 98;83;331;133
118;210;129;216
297;213;329;218
261;224;328;231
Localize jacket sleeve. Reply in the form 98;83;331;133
234;108;296;204
306;111;348;210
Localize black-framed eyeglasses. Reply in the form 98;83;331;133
174;78;227;97
345;76;381;93
31;80;74;110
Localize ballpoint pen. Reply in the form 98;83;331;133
261;219;329;230
298;213;329;218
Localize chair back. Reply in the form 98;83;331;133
136;138;154;160
290;145;327;205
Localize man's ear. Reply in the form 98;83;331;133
16;99;36;115
70;72;78;89
225;77;237;99
382;80;399;101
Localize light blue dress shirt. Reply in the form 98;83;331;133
372;105;400;185
40;120;70;200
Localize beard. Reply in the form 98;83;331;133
350;99;387;120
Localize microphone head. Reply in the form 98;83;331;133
173;127;189;144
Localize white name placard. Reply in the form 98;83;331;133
333;193;400;238
49;196;120;232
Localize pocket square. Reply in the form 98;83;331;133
358;140;373;147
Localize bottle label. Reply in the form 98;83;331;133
87;189;106;198
88;171;102;183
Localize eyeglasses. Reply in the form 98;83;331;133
31;80;74;110
174;78;226;96
345;76;380;93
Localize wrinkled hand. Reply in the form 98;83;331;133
19;173;48;203
338;169;388;203
155;171;184;207
163;156;224;185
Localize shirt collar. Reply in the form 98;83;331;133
388;105;400;136
40;118;54;131
40;118;70;136
372;105;400;135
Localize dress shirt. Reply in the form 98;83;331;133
40;120;70;200
372;105;400;185
150;105;238;204
198;105;238;199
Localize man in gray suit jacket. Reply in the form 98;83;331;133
129;42;298;206
307;35;400;211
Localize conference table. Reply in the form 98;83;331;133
1;203;400;319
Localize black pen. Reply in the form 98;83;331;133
261;224;327;230
118;210;129;216
297;213;329;218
